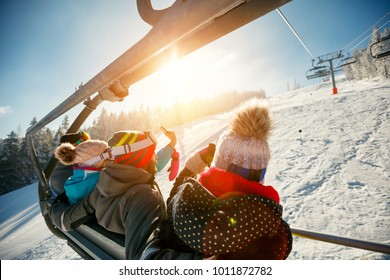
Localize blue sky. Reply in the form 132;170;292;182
0;0;389;139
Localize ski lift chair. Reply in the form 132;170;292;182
370;34;390;59
305;65;330;80
26;0;390;260
26;0;293;260
338;53;357;67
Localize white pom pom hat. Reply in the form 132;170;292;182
211;98;273;183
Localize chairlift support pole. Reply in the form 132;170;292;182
315;51;343;94
329;59;337;94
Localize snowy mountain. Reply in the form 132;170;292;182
0;77;389;260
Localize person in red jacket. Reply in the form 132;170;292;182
143;98;292;260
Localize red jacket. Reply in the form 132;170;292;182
199;167;280;203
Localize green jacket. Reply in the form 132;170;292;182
94;162;202;259
52;161;201;259
86;161;166;259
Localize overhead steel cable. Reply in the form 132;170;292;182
342;11;390;51
277;8;315;59
347;19;390;52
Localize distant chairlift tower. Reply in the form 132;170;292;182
316;50;343;94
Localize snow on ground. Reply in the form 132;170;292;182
266;77;390;260
0;77;389;260
0;183;79;260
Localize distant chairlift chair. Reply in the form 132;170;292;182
370;34;390;59
306;65;330;80
337;52;357;67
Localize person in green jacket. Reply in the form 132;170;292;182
52;129;177;205
49;129;202;259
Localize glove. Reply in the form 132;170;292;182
168;149;180;181
185;143;216;174
198;143;216;166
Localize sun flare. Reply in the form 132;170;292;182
159;51;187;96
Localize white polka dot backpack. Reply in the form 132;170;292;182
168;178;293;259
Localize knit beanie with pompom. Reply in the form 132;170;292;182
211;98;273;183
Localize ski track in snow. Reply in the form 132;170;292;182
0;77;389;260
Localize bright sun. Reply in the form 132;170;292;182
124;46;240;111
157;51;189;102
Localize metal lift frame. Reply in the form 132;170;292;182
338;52;357;67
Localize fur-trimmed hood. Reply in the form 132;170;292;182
55;140;108;166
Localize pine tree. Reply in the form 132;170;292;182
29;117;54;171
18;136;37;186
41;128;54;165
0;131;22;195
54;115;70;145
89;108;112;140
